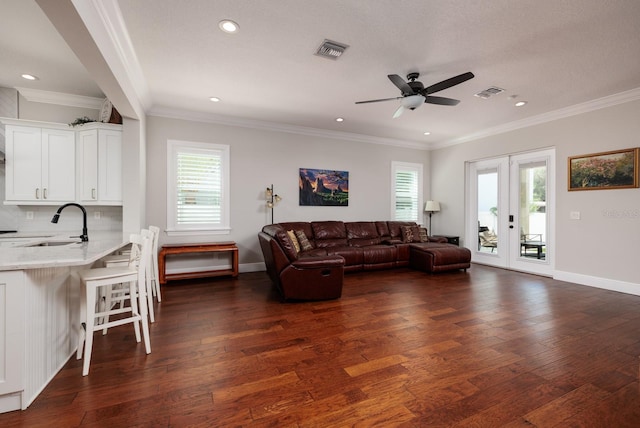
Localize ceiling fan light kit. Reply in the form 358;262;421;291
356;71;474;118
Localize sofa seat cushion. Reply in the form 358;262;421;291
350;237;381;247
325;246;364;268
409;244;471;273
363;245;397;269
298;248;328;258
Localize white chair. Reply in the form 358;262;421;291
100;226;161;322
148;225;161;302
76;233;151;376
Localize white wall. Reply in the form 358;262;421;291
431;99;640;291
17;94;99;124
145;115;431;267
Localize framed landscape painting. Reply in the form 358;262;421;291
299;168;349;206
568;148;639;191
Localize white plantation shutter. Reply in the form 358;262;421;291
167;140;230;234
176;151;221;224
391;161;423;223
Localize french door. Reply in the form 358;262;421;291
466;148;555;276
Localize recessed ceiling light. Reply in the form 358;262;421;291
335;117;344;122
209;97;221;102
218;20;239;33
423;131;431;136
515;101;527;107
21;74;39;80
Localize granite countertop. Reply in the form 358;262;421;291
0;231;128;271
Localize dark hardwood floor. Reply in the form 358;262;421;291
2;264;640;427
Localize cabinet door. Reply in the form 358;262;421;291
5;125;42;201
77;130;99;202
41;129;76;201
0;271;24;397
98;129;122;202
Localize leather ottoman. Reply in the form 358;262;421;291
409;244;471;273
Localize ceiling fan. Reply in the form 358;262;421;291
356;71;474;118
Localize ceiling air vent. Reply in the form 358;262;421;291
315;39;349;60
474;86;505;99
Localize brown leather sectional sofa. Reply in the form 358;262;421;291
259;220;471;301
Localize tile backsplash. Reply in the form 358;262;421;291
16;204;122;233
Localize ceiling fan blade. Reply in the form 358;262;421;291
388;74;415;95
355;96;401;104
392;105;405;119
425;96;460;106
424;71;475;95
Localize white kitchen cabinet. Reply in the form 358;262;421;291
77;124;122;205
4;124;75;204
0;271;24;412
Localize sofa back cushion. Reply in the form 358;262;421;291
387;221;419;239
400;225;426;243
279;222;314;240
263;224;299;261
375;221;391;239
346;222;381;246
312;221;348;248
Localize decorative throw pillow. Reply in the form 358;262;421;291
401;225;422;243
295;230;314;251
287;230;301;253
419;228;429;242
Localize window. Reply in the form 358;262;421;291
391;161;423;223
167;140;230;235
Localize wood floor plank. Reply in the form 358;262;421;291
1;264;639;426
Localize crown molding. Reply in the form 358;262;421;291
149;106;430;150
432;87;640;150
71;0;151;117
16;87;103;109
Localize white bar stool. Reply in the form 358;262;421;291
148;225;161;302
100;226;161;323
76;233;151;376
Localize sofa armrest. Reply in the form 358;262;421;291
292;255;345;269
428;236;449;243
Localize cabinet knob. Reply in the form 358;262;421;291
35;188;40;199
92;188;96;199
43;188;48;199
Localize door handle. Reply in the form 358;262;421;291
35;188;40;199
43;188;47;199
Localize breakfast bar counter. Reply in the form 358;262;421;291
0;231;128;413
0;232;128;271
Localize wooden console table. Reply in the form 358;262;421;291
158;241;238;284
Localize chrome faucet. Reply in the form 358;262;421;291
51;203;89;242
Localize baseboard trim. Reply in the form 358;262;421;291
554;270;640;296
240;262;266;273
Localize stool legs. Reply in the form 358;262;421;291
78;278;150;376
82;283;97;376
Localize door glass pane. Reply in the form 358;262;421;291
519;162;546;260
477;169;498;254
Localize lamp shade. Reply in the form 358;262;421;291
424;200;440;212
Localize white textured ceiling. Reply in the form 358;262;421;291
2;0;640;148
